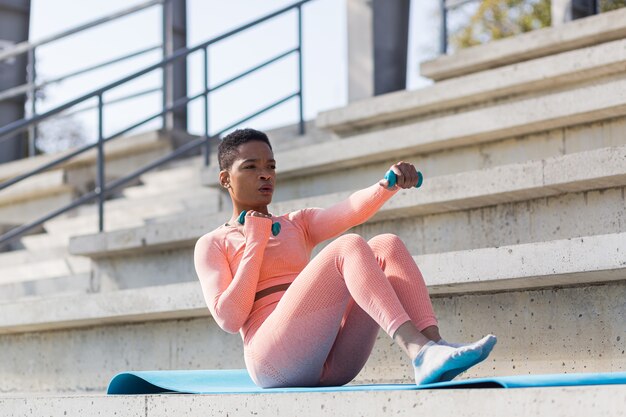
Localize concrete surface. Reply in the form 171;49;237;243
203;76;626;189
2;386;626;417
420;7;626;81
318;38;626;134
0;281;624;392
73;145;626;257
4;231;625;334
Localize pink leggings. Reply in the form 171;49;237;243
243;233;438;388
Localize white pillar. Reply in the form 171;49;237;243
552;0;573;25
346;0;374;103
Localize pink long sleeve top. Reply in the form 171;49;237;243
194;183;398;341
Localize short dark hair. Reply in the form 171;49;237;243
218;128;273;171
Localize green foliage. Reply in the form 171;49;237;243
600;0;626;11
451;0;626;50
451;0;551;49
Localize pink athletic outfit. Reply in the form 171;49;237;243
194;183;438;388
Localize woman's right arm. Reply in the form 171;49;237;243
194;216;272;334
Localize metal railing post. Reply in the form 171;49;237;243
440;0;448;55
203;47;210;166
161;0;168;131
97;94;105;232
297;5;305;135
27;47;37;157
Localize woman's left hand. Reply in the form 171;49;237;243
379;161;420;189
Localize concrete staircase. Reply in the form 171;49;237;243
1;385;624;417
1;9;626;416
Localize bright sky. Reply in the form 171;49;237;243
30;0;441;147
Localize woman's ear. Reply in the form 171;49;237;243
219;170;230;189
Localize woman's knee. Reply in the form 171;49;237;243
368;233;406;254
332;233;370;252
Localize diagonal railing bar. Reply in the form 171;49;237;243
0;45;162;103
209;48;299;93
0;91;300;247
0;190;103;247
0;0;311;144
45;45;162;86
60;87;163;120
0;0;164;63
0;88;205;193
0;0;311;249
106;97;300;193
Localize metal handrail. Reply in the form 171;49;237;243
0;0;163;63
60;87;163;120
0;0;165;157
0;0;309;143
0;0;311;249
0;44;162;103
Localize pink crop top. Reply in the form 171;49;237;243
194;183;398;338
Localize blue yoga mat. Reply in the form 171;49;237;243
107;369;626;394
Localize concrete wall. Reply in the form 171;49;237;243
0;282;623;393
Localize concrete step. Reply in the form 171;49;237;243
137;163;203;189
0;256;91;301
0;130;180;184
7;231;626;333
202;75;626;200
0;273;91;302
0;130;183;209
20;233;69;251
318;37;626;135
0;256;90;286
0;233;624;392
42;188;221;239
75;145;626;260
0;130;197;228
0;170;69;206
2;386;625;416
122;122;333;200
0;246;67;268
66;186;219;218
420;7;626;81
0;169;75;224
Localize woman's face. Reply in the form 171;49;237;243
222;141;276;209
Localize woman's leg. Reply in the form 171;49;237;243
246;233;426;387
246;233;483;388
368;234;439;336
318;233;441;385
368;233;496;381
317;298;380;386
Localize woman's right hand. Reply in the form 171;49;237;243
241;210;274;240
379;161;421;189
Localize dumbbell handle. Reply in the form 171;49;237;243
385;169;423;188
237;210;281;236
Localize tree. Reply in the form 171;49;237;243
600;0;626;11
36;114;88;154
451;0;625;51
451;0;551;50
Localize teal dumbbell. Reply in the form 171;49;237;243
385;169;423;188
238;210;281;236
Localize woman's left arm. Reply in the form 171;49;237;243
300;162;419;245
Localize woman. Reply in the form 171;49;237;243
194;128;496;388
